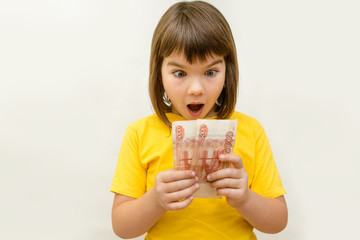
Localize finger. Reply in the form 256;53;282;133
210;178;242;189
165;177;199;193
207;167;242;182
160;170;196;183
166;183;200;202
218;154;244;169
167;196;194;211
216;187;246;198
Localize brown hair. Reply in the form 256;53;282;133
149;1;238;128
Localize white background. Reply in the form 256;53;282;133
1;0;359;239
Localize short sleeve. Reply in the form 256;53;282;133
250;122;286;198
110;126;147;198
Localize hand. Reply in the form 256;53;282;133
207;154;249;208
154;169;199;211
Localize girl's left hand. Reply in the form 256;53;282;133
207;154;249;208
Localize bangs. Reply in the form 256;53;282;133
157;4;233;63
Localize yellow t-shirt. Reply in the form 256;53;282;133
111;111;286;240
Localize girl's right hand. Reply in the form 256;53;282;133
154;169;199;211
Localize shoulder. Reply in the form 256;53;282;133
126;114;170;137
230;111;263;129
229;111;268;142
127;114;162;129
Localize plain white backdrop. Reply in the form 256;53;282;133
1;0;359;239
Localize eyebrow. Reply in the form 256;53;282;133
167;59;223;68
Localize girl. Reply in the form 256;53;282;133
111;1;288;239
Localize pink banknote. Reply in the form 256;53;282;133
172;119;237;198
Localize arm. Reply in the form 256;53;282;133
207;154;288;233
112;169;199;239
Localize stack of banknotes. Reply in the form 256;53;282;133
172;119;237;198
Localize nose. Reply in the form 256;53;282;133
187;77;204;96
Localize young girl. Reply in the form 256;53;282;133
111;1;287;239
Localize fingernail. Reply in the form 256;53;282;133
195;183;200;189
195;176;199;182
207;175;211;181
191;171;196;177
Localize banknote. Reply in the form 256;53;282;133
172;119;237;198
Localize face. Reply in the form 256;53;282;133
161;52;226;120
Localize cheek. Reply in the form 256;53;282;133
161;75;172;92
163;82;181;101
213;77;226;95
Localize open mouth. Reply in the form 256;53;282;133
187;104;204;117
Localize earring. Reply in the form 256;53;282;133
215;100;221;106
163;92;172;107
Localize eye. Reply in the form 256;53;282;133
173;70;186;78
205;70;218;77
